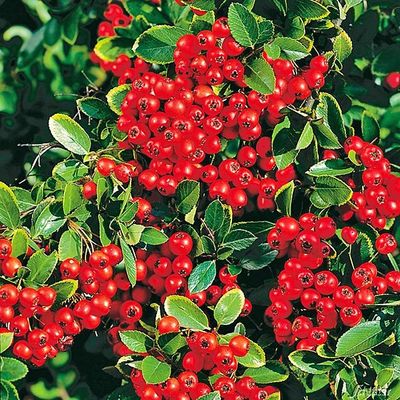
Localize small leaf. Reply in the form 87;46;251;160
51;279;79;308
296;122;314;150
123;1;168;24
214;288;245;326
244;57;275;95
63;183;82;215
256;18;274;44
11;229;28;258
49;114;91;155
119;331;154;353
176;180;200;215
223;229;257;251
164;295;209;331
120;237;136;287
0;332;14;353
0;356;29;381
58;230;81;261
289;0;329;20
157;333;186;355
0;182;20;229
77;97;115;119
307;159;354;177
241;243;278;271
106;84;131;116
205;200;224;232
141;227;168;245
275;181;295;216
243;360;289;384
198;392;221;400
335;320;394;357
25;250;58;286
228;3;259;48
189;0;216;12
333;30;353;62
135;25;190;64
94;37;134;61
231;221;274;235
361;111;380;143
0;380;19;400
273;37;309;61
52;160;89;182
272;118;298;169
288;350;334;374
141;356;171;384
188;260;216;294
31;200;65;239
310;176;352;209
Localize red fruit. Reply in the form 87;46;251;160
89;250;110;269
310;55;329;73
13;341;33;360
340;305;362;327
120;300;142;322
0;239;12;259
314;271;339;295
341;227;358;244
1;257;22;277
38;287;56;307
276;217;301;241
0;284;19;306
82;181;97;200
97;158;116;176
157;316;180;334
375;233;397;254
309;328;328;345
229;335;250;357
315;217;336;239
168;232;193;256
292;316;313;339
355;288;375;307
385;72;400;90
333;286;355;308
182;351;204;372
101;244;123;266
60;258;81;279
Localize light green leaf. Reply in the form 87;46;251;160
244;57;275;94
288;350;334;374
214;288;245;326
51;279;79;308
275;181;295;216
52;160;89;182
296;122;314;150
106;84;131;116
164;295;209;331
289;0;329;20
157;333;186;355
333;30;352;62
198;392;221;400
58;229;81;261
243;360;289;383
310;176;352;209
25;250;58;286
273;37;309;61
63;182;82;215
120;237;136;287
49;114;91;155
188;260;216;294
119;331;154;353
228;3;259;47
0;182;20;229
0;380;19;400
123;1;168;24
141;227;168;245
0;356;28;381
307;159;354;177
77;97;115;119
0;332;14;354
11;229;28;258
94;37;134;61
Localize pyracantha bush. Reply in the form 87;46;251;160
1;1;400;400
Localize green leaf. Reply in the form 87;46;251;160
94;37;134;61
31;200;66;239
285;16;305;39
49;114;91;155
243;360;289;384
227;3;259;48
123;1;168;24
25;250;58;286
288;350;334;374
189;0;216;12
62;6;80;44
164;295;209;330
216;205;233;243
205;200;224;232
275;181;295;216
310;176;352;209
0;332;13;353
0;182;20;229
231;221;274;235
0;380;19;400
188;260;216;294
372;44;400;76
313;122;342;149
256;18;274;44
289;0;329;20
124;224;146;246
141;356;171;386
51;279;79;308
52;160;89;182
181;224;203;257
58;229;81;261
361;111;380;143
315;93;347;144
333;30;353;63
141;227;168;245
106;84;131;116
135;25;190;64
223;229;257;251
335;320;394;357
272;37;309;61
272;118;298;169
296;122;314;150
157;333;186;355
119;331;154;353
190;11;215;34
307;159;354;177
214;288;245;326
241;243;278;271
198;392;221;400
63;182;82;215
11;188;35;212
244;57;275;95
0;356;28;381
11;229;28;258
77;97;115;120
120;237;136;287
263;42;281;60
176;180;200;215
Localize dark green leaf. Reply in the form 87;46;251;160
256;18;274;44
241;243;278;271
31;200;66;239
157;333;186;355
244;57;275;95
372;44;400;75
231;221;274;235
361;111;380;142
106;84;131;116
63;182;82;215
272;118;298;169
288;350;334;374
198;392;221;400
223;229;257;251
190;11;215;34
176;180;200;215
0;356;28;381
62;6;80;44
272;37;309;61
310;176;352;209
120;237;136;287
289;0;329;20
123;1;168;24
77;97;115;119
188;260;216;293
205;200;224;231
0;380;19;400
228;3;259;47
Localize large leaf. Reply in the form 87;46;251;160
289;350;334;374
25;250;58;286
241;243;278;271
141;227;168;245
63;182;82;215
52;160;89;182
289;0;329;20
119;331;154;353
372;44;400;75
205;200;225;232
244;57;275;94
214;289;245;326
227;3;259;48
272;118;298;169
0;380;19;400
176;180;200;215
310;176;352;209
141;356;171;384
0;356;28;381
123;1;168;24
49;114;91;155
135;25;190;64
11;229;28;258
361;111;380;143
243;360;289;384
0;182;20;229
164;295;209;330
188;260;216;294
335;320;394;357
157;333;186;355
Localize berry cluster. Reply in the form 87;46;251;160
267;214;336;259
339;137;400;230
131;317;280;400
384;72;400;90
